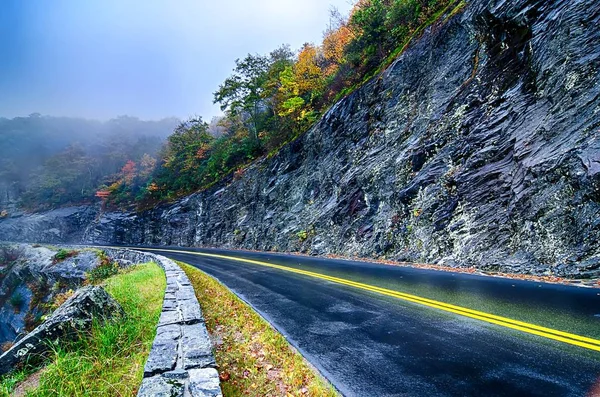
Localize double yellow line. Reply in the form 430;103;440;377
126;247;600;352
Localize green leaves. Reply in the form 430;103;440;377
213;54;271;142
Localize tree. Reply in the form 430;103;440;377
294;43;325;102
322;7;353;76
121;160;137;184
153;117;214;193
139;154;157;178
213;54;271;143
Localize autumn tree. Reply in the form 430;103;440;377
213;54;271;144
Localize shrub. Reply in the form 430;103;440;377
296;230;308;241
52;249;78;264
86;254;119;284
9;292;24;312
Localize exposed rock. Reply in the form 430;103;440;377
0;286;124;376
143;324;180;377
0;245;102;344
0;206;96;243
2;0;600;279
188;368;222;397
137;373;185;397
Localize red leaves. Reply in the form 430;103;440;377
95;190;110;200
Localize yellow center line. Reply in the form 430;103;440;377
117;246;600;352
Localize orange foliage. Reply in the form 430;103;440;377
322;25;353;75
196;143;211;160
121;160;136;183
147;182;160;192
233;167;245;180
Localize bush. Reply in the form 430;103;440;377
86;254;119;284
9;292;24;312
52;249;78;264
296;230;308;241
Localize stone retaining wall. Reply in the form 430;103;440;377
99;248;222;397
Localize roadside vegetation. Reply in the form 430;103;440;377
0;262;165;396
180;262;338;397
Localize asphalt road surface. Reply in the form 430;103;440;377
130;246;600;397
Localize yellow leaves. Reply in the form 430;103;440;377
146;182;160;193
295;44;324;96
108;181;122;192
140;153;157;178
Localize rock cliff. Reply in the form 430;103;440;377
2;0;600;278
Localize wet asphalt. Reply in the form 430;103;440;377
139;247;600;397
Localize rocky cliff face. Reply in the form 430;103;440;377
0;206;97;243
2;0;600;278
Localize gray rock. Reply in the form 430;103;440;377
181;324;215;370
143;324;180;377
188;368;222;397
158;309;181;326
0;245;105;344
180;300;203;325
137;374;184;397
0;286;124;376
0;206;96;243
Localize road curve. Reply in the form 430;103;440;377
128;246;600;397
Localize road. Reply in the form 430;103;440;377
130;246;600;397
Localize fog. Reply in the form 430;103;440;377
0;115;180;210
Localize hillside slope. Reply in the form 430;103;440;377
2;0;600;278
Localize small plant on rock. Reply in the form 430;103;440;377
53;249;78;264
51;289;75;310
86;254;119;284
296;230;308;242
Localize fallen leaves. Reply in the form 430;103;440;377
181;262;338;397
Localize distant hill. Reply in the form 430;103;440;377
0;114;179;211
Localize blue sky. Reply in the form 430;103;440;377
0;0;354;121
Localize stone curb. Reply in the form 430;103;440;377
97;248;223;397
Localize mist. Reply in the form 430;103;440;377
0;114;180;212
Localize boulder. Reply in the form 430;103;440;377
0;285;124;376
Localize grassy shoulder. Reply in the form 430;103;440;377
1;262;165;397
179;262;338;397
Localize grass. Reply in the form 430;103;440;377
0;262;165;396
180;262;339;397
0;371;28;396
